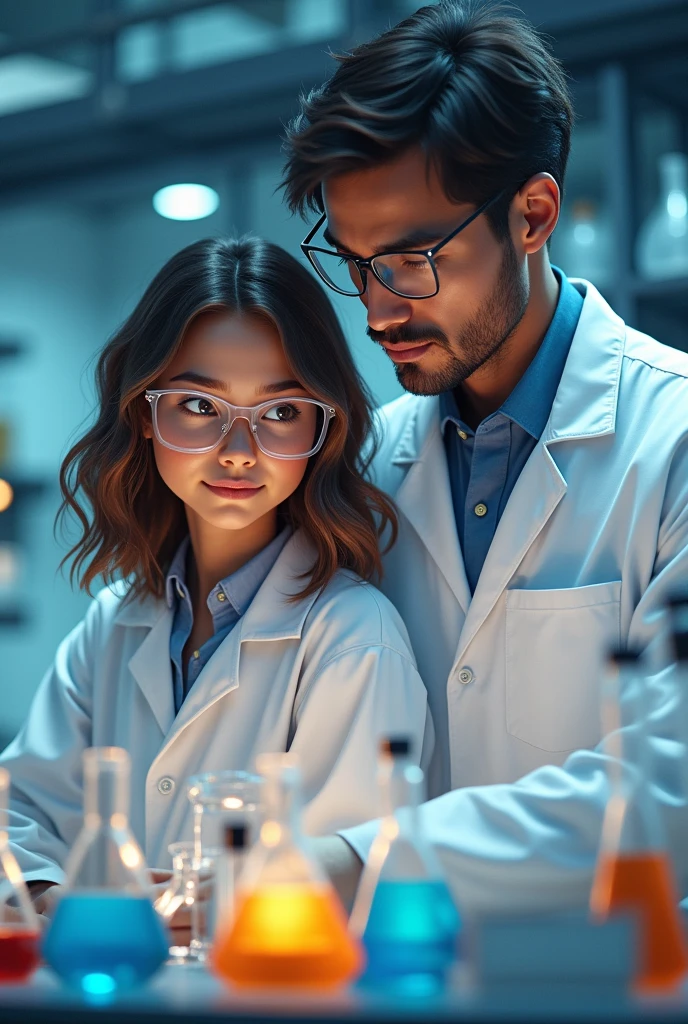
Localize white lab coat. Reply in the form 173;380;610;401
1;531;431;883
341;280;688;913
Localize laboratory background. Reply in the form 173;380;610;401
0;0;687;751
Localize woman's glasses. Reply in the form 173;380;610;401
145;390;335;460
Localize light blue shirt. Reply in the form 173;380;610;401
166;527;291;713
440;269;583;594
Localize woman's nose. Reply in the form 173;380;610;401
217;416;257;466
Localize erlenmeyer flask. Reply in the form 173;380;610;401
590;649;688;993
0;768;40;982
350;737;460;990
42;748;168;995
211;753;362;989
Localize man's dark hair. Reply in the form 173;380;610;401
282;0;573;240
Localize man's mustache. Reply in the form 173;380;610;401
367;324;449;347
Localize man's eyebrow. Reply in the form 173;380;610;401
322;224;459;257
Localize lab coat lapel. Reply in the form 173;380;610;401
116;594;176;738
454;280;625;667
154;531;321;756
393;398;471;614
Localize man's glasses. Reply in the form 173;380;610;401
301;190;504;300
145;390;335;459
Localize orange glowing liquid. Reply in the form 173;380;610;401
591;851;688;993
211;883;363;989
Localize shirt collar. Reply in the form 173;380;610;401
164;526;292;615
439;267;583;441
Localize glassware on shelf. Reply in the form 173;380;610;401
349;737;460;991
0;768;41;983
154;841;199;964
636;152;688;281
42;747;169;995
589;650;688;994
552;198;613;288
185;770;261;962
211;753;362;990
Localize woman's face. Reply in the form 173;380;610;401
144;310;314;535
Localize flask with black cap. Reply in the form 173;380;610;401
349;736;460;990
590;647;688;993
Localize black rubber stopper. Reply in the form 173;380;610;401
380;736;411;757
224;822;249;850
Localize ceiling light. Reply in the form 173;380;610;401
152;183;220;221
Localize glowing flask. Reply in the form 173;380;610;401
212;753;362;989
590;649;688;994
350;738;460;991
0;767;41;982
42;748;168;995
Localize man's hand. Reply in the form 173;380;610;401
27;882;64;930
312;835;364;912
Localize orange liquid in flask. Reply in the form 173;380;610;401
212;883;362;989
591;850;688;993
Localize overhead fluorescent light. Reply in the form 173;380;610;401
152;183;220;221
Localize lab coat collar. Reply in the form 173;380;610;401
114;531;320;739
386;279;626;621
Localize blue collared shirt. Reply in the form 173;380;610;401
440;269;583;594
166;527;291;713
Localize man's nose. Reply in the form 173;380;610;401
362;275;413;334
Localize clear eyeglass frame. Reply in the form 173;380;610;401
300;189;505;299
145;389;336;460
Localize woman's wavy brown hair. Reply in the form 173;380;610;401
58;236;397;601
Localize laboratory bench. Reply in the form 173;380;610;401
1;962;688;1024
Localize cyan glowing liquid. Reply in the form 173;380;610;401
361;879;460;988
42;892;169;994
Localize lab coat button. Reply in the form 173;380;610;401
458;667;474;685
158;776;175;795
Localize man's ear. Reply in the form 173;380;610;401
511;173;560;256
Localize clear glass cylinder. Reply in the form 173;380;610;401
211;753;362;989
350;737;460;991
186;770;262;863
154;841;199;964
0;767;41;983
636;152;688;280
590;650;688;993
42;748;168;996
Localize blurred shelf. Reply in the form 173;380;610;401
631;276;688;302
0;607;27;628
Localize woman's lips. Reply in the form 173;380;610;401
382;341;434;363
203;481;265;500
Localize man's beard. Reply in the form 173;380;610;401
368;239;529;397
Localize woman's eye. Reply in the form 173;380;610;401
180;397;216;416
263;403;300;423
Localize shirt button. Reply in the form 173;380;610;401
158;777;175;795
474;503;488;518
193;650;200;659
458;667;474;685
217;592;227;602
457;429;468;441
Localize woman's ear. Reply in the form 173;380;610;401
141;394;154;439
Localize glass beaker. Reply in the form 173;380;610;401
154;842;199;964
211;753;362;989
0;767;41;982
590;649;688;994
42;747;169;995
185;770;262;961
350;737;460;991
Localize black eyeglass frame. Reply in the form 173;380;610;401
300;189;505;299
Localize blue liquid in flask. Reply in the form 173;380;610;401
43;892;168;994
361;879;460;989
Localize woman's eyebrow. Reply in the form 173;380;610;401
257;379;305;395
169;371;227;390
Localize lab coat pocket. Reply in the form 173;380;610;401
505;581;622;752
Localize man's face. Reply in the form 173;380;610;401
322;147;529;396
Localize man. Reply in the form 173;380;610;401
281;0;688;912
